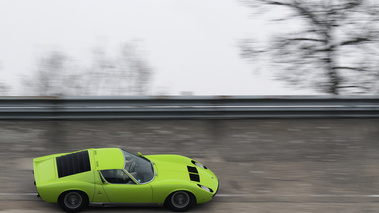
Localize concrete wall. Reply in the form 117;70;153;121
2;119;378;160
1;119;379;203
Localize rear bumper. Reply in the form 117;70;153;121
33;170;41;199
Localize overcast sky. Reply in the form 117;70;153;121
0;0;318;96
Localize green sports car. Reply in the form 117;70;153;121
33;148;219;212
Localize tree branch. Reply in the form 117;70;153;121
340;37;370;46
333;66;364;71
289;38;326;42
258;0;322;26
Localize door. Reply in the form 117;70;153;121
100;169;152;203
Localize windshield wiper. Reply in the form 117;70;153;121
139;155;151;162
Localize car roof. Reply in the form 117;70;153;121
93;148;124;170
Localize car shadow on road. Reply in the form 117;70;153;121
86;204;166;212
85;202;217;212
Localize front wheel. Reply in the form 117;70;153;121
58;191;88;212
165;191;195;212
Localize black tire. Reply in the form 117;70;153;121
165;191;195;212
58;191;89;212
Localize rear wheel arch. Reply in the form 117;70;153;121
58;190;89;212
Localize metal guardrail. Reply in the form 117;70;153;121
0;96;378;119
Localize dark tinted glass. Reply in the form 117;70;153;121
100;169;135;184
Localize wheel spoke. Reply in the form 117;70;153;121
64;192;82;209
171;191;190;209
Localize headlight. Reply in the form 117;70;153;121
191;160;207;169
198;184;213;193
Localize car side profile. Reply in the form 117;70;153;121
33;148;219;212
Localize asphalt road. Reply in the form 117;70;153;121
1;119;379;212
2;157;379;213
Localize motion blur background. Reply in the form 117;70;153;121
1;0;379;212
1;0;378;96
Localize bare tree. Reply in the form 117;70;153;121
23;41;153;96
117;42;152;95
23;51;69;96
84;46;115;96
0;62;10;95
85;41;152;96
240;0;379;95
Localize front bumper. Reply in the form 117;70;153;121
212;182;219;198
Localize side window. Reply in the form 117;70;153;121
100;169;135;184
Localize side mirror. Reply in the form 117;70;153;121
138;152;143;157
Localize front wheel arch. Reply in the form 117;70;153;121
164;190;196;212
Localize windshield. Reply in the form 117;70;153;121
121;149;155;184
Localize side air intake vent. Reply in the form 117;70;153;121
189;173;200;182
56;151;91;178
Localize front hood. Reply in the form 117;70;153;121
147;155;189;172
145;155;218;192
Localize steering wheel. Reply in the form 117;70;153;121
129;161;136;173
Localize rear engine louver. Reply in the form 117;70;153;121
56;151;91;178
188;166;200;182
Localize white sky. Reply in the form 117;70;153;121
0;0;318;96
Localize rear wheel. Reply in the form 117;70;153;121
165;191;195;212
58;191;88;212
